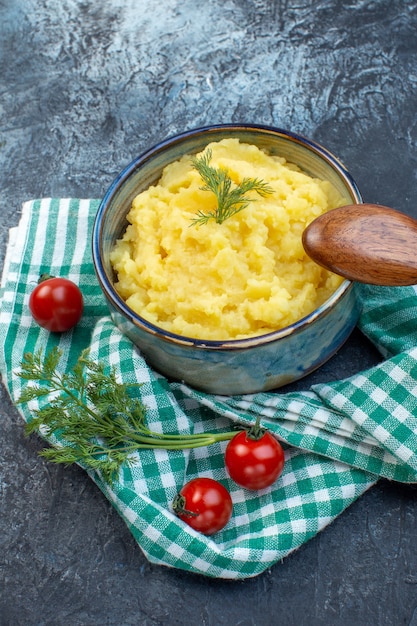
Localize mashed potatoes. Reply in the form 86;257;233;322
110;138;344;340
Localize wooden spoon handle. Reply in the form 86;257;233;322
302;204;417;286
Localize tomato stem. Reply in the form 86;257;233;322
38;273;55;283
172;494;199;517
246;416;265;441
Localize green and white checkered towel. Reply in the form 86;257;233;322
2;199;417;579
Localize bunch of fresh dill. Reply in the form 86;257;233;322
16;347;237;484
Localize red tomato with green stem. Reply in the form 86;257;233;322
225;418;285;490
172;477;233;535
29;274;84;332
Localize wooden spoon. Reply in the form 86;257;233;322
302;203;417;286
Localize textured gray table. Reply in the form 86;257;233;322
2;1;417;624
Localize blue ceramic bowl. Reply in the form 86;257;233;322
92;124;362;394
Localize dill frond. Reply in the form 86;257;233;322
190;148;274;225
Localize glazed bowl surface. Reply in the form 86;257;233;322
92;124;362;394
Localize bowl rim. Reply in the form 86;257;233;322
92;123;362;350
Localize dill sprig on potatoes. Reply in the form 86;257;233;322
191;149;273;225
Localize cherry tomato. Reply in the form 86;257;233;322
172;477;233;535
29;275;83;332
225;420;285;490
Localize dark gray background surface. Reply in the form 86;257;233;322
1;1;417;624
